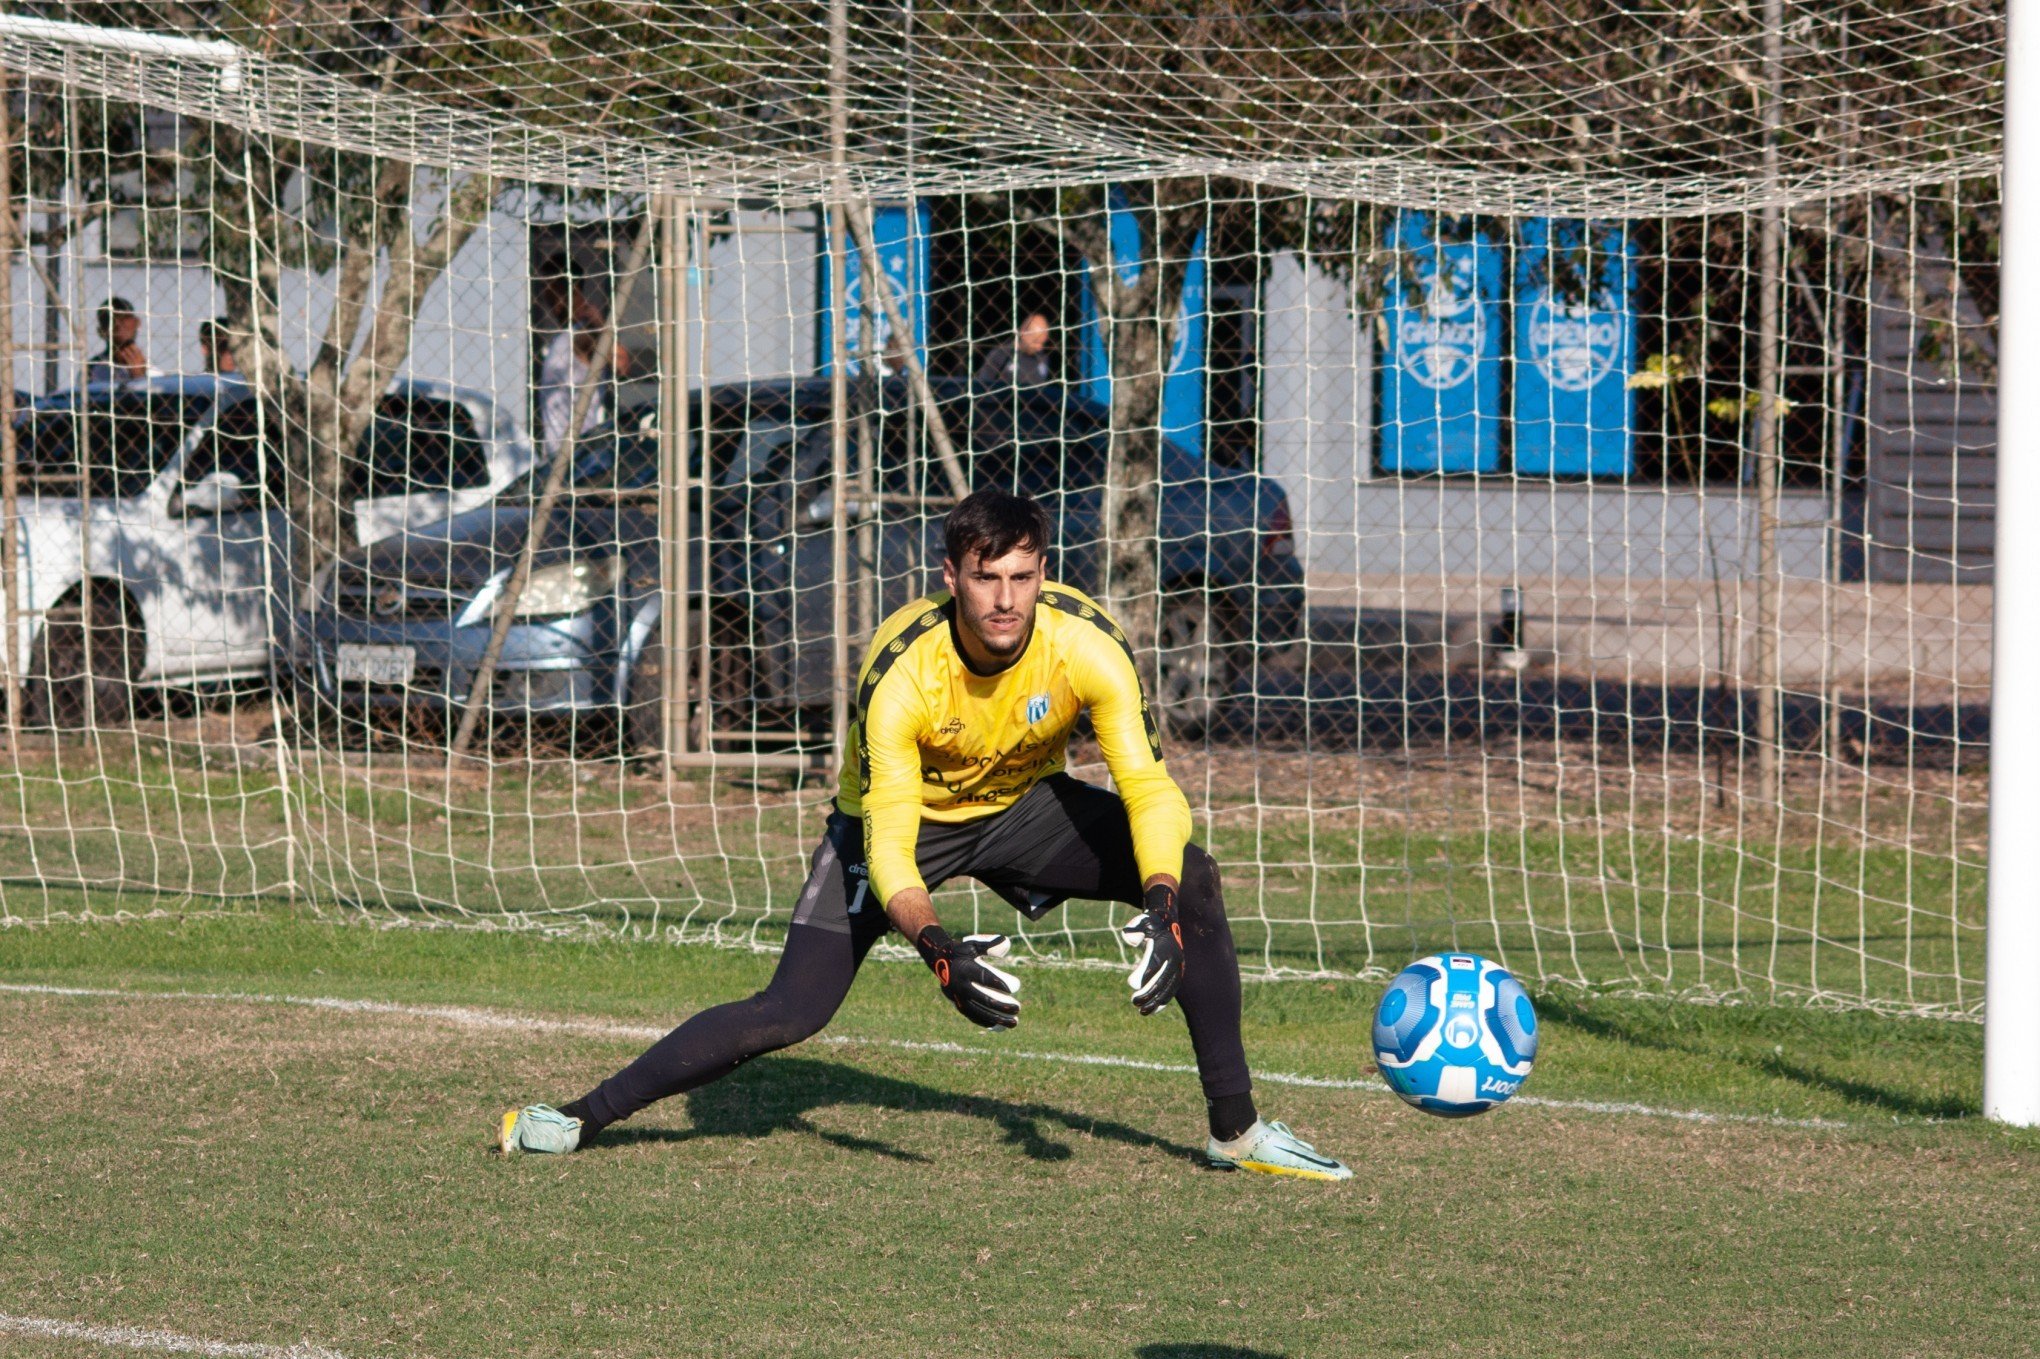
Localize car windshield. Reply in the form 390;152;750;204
14;393;211;499
354;396;494;499
716;419;796;486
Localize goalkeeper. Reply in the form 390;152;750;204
501;489;1350;1181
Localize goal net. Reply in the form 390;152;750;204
0;3;1997;1017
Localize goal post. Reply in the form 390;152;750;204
1988;0;2040;1129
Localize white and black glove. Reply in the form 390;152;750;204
914;926;1022;1030
1122;883;1186;1016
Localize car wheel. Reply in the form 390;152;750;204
1155;593;1241;740
25;587;139;730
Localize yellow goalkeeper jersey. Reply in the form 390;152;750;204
836;583;1193;906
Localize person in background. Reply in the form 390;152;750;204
84;297;153;385
975;312;1054;388
197;318;238;377
538;284;630;461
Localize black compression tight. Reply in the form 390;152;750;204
563;844;1252;1140
565;921;874;1135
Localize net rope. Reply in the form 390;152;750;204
0;4;2006;215
0;3;2001;1020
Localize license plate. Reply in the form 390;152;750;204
335;644;415;685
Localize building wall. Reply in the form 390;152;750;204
0;206;1852;595
8;180;531;414
5;198;824;433
698;207;819;384
1255;251;1834;586
1863;282;1996;583
1260;250;1372;576
1336;481;1831;581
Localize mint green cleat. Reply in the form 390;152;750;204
1205;1119;1352;1182
498;1104;582;1155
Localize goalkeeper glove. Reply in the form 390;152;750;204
914;926;1022;1030
1122;882;1185;1016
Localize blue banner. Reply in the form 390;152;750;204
1078;187;1208;458
1379;211;1503;474
819;200;931;374
1513;219;1636;477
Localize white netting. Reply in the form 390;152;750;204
0;5;2003;213
0;3;2001;1018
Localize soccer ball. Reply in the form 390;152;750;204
1371;953;1538;1117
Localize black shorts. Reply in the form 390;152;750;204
791;773;1147;947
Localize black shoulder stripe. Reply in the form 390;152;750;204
1038;588;1162;761
855;598;952;797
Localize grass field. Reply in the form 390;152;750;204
1;912;2033;1358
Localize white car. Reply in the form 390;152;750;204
11;376;535;724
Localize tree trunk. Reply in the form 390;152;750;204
1065;179;1207;688
208;139;496;582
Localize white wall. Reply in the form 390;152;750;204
1339;481;1832;582
1260;250;1372;577
699;207;819;384
6;177;532;422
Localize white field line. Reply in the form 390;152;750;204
0;981;1849;1131
0;1312;342;1358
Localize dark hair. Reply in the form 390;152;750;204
197;318;225;346
96;296;135;331
944;489;1049;567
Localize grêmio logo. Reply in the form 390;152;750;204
1525;298;1621;393
1395;262;1485;392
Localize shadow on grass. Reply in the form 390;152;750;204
1752;1050;1974;1121
1536;990;1979;1120
593;1055;1206;1166
1134;1347;1286;1359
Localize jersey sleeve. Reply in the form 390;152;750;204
1066;613;1192;886
858;668;931;905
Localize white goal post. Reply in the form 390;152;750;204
1988;0;2040;1128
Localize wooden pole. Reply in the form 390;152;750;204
657;196;691;767
845;200;967;500
827;0;852;771
0;66;20;743
449;213;656;764
1752;0;1785;803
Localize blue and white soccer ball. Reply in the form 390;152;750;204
1371;953;1538;1117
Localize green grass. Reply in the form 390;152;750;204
0;741;1989;1013
1;913;2035;1357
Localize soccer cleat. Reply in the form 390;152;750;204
498;1104;582;1155
1204;1119;1352;1182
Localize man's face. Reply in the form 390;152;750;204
942;544;1045;662
110;313;138;344
1017;315;1050;356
